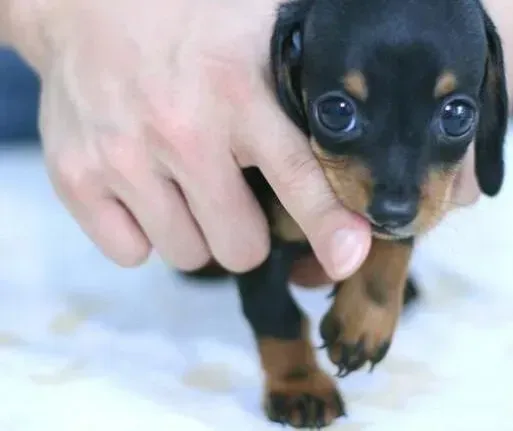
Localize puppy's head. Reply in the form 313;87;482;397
271;0;508;240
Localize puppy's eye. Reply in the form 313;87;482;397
440;99;476;137
316;96;356;132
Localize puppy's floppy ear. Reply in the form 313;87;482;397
270;0;311;135
474;8;509;196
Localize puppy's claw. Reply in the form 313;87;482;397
320;310;394;377
330;339;368;378
266;388;345;429
324;337;392;377
335;367;349;378
370;341;391;368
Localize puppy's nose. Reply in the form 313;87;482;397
368;198;417;229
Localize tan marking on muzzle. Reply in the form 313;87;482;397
410;165;462;235
310;139;464;238
311;140;372;216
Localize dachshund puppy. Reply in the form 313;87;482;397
235;0;508;427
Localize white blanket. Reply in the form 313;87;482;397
1;137;512;431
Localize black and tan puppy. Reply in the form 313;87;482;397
233;0;509;428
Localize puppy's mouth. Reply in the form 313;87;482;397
369;222;415;240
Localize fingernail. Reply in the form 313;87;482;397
331;229;366;279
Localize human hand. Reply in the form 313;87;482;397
10;0;372;279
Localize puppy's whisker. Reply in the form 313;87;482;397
423;196;475;209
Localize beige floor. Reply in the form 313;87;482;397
1;138;513;430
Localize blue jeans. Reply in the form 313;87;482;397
0;48;40;141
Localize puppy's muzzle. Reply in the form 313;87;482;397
367;185;419;235
368;197;417;228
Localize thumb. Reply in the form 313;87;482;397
237;89;371;280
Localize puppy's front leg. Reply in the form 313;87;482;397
320;239;413;376
236;241;345;428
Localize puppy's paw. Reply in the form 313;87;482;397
264;370;345;428
320;310;392;377
320;280;399;377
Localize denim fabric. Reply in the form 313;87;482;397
0;48;40;141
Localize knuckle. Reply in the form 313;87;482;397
277;150;346;219
99;137;142;180
50;151;95;200
160;109;202;164
166;112;197;145
200;53;253;108
278;151;322;196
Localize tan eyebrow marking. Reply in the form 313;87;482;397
341;70;368;101
434;71;458;98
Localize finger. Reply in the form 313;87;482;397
47;153;151;266
97;134;213;271
175;151;271;273
39;81;151;267
238;88;371;280
290;253;334;287
145;89;271;273
82;197;152;266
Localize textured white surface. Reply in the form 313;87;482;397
1;137;513;431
